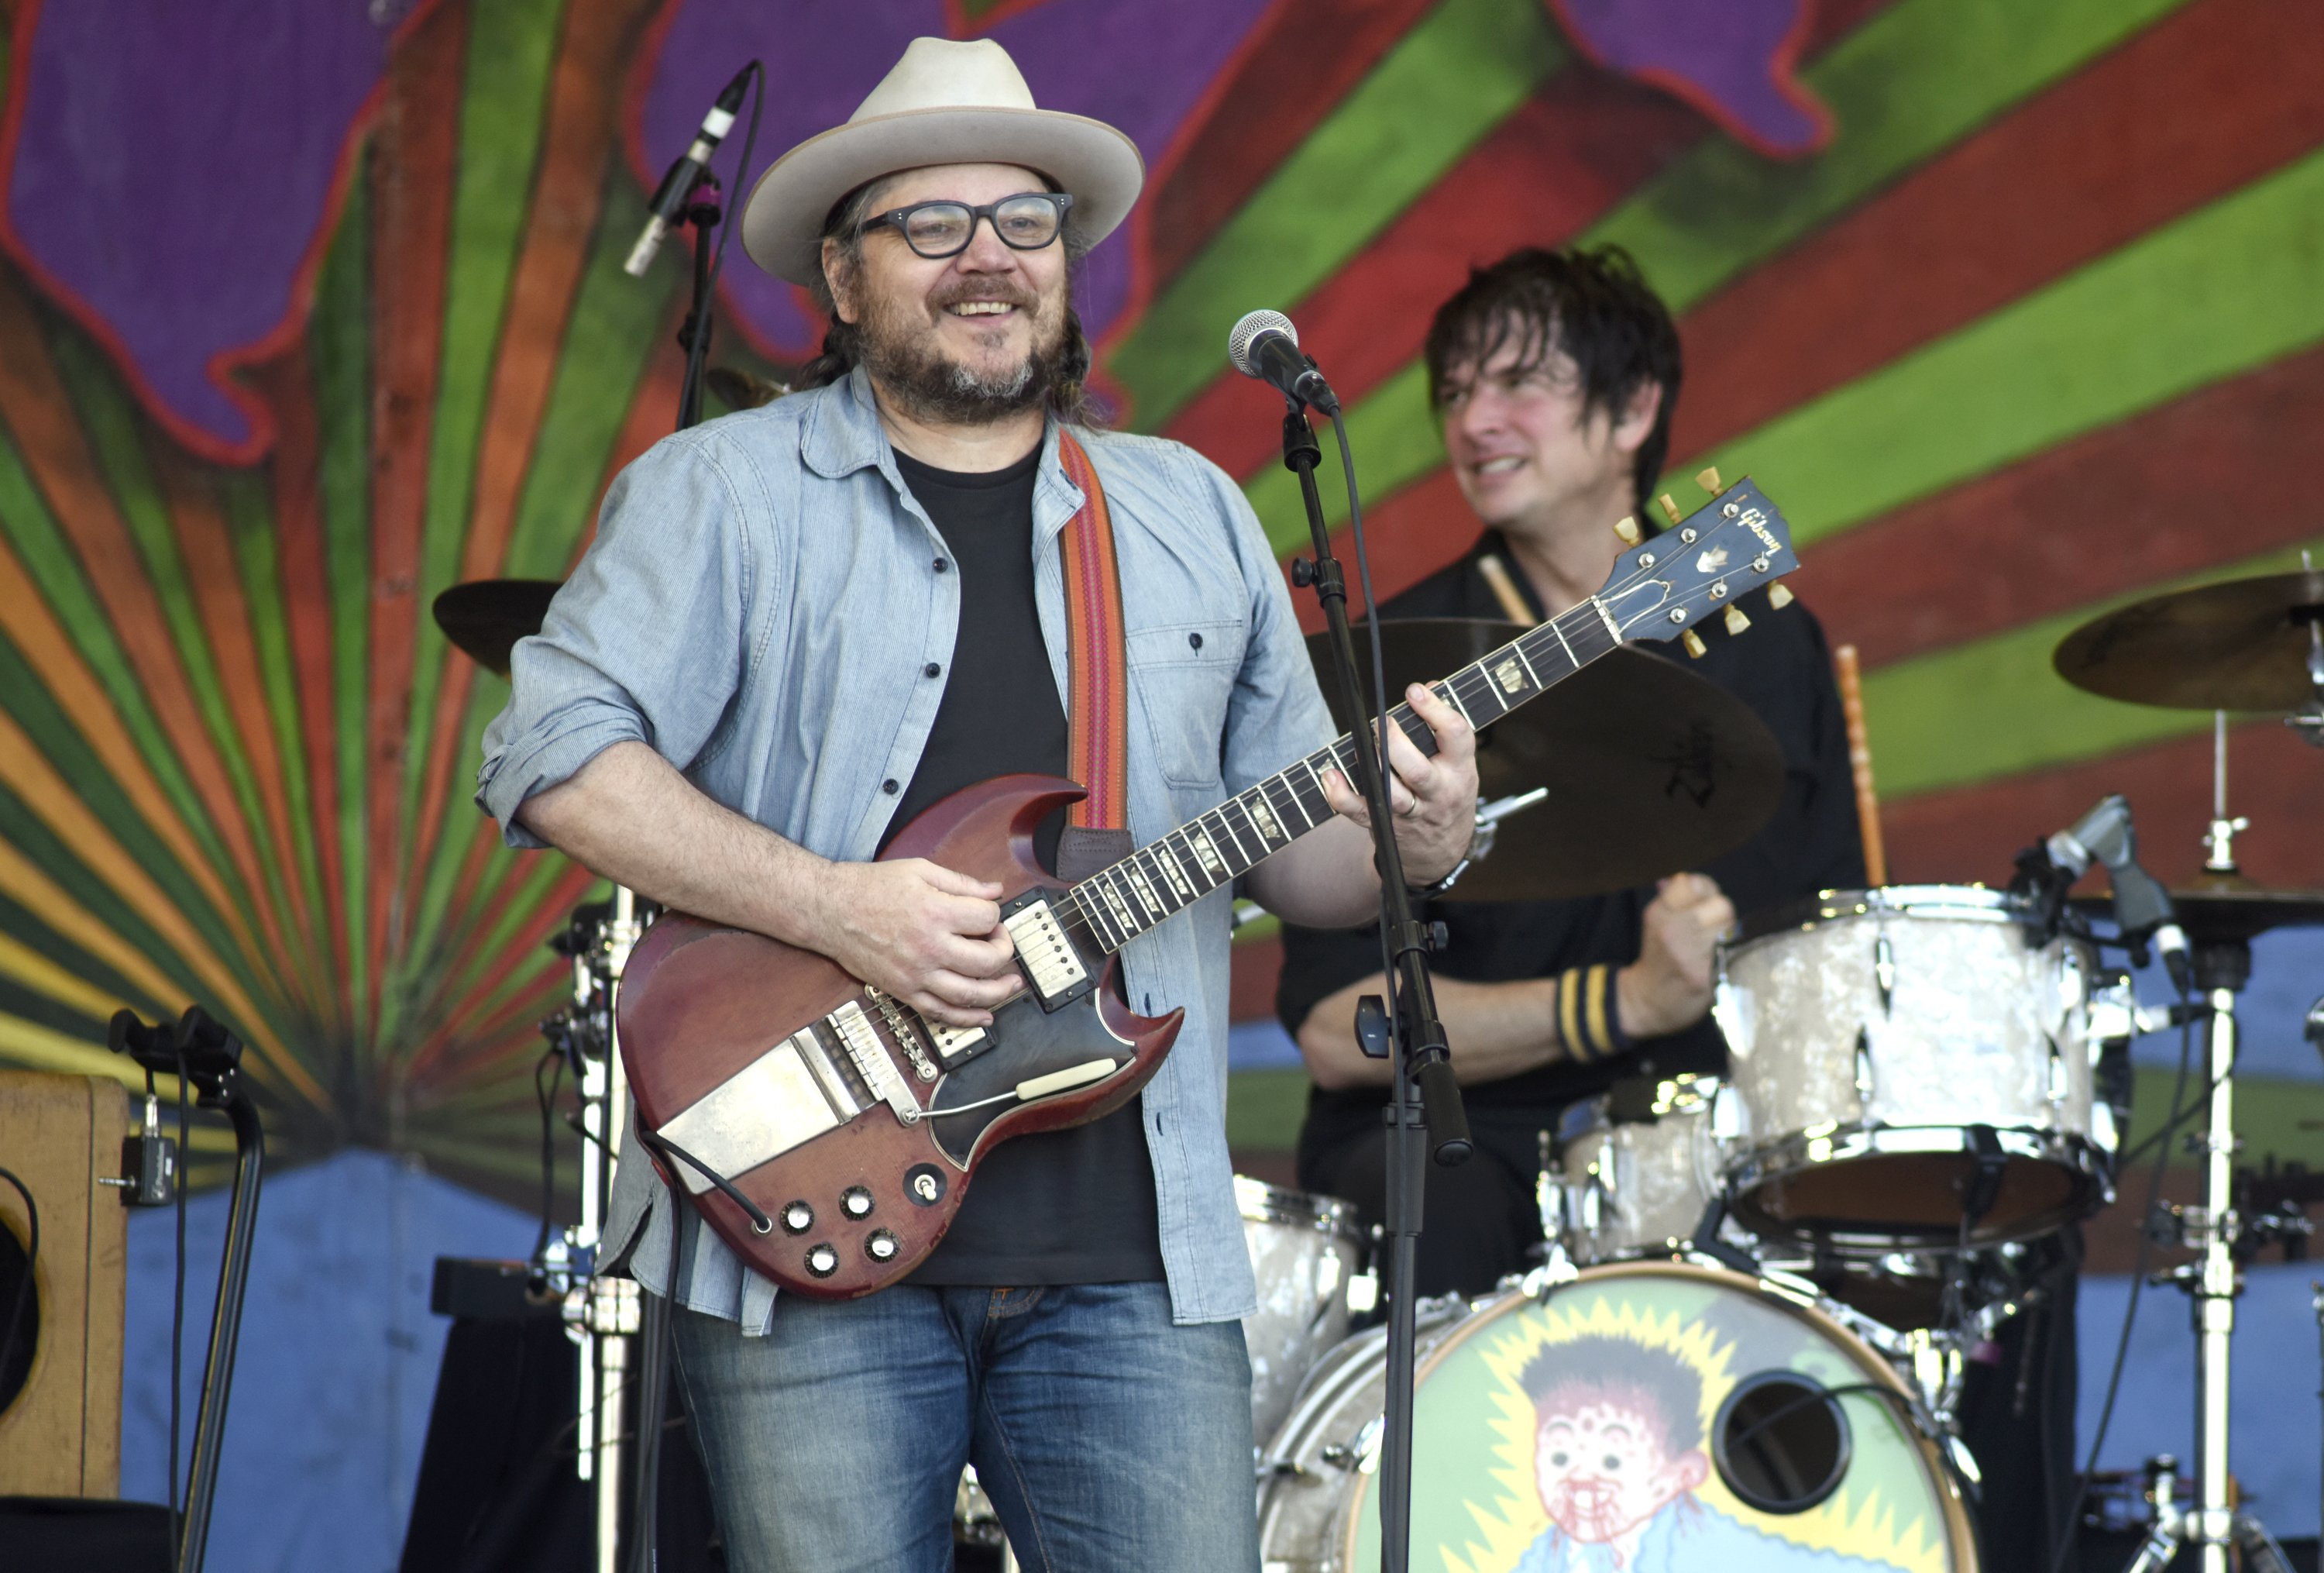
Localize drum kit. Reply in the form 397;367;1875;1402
431;561;2324;1573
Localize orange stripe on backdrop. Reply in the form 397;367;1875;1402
406;0;668;933
0;532;256;976
0;274;291;976
404;859;596;1087
1888;721;2324;891
242;344;354;1007
144;443;320;977
1669;0;2324;462
1790;345;2324;669
365;0;466;1019
0;706;324;1105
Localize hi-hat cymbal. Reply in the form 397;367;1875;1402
2075;871;2324;942
1305;619;1784;901
2053;570;2324;711
431;579;561;676
706;367;789;411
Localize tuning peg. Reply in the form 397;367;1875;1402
1613;515;1642;546
1657;493;1683;525
1680;628;1707;659
1768;583;1795;609
1696;466;1723;493
1724;604;1751;635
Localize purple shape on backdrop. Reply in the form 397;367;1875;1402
638;0;1277;362
1549;0;1830;157
2;0;397;457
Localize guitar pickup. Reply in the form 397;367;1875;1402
1002;892;1095;1010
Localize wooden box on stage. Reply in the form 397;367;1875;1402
0;1071;132;1497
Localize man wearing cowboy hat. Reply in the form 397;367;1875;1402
477;36;1478;1572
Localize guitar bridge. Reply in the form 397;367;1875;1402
1002;893;1094;1010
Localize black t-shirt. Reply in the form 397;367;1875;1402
1277;528;1865;1169
882;445;1167;1286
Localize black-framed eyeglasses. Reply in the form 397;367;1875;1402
860;192;1074;260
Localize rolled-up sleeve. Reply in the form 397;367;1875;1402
476;432;756;847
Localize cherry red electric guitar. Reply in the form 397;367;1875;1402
614;475;1800;1296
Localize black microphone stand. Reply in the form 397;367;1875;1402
1281;401;1470;1573
672;173;722;432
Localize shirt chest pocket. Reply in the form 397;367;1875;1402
1129;621;1247;789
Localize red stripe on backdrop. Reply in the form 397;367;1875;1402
1668;0;2324;462
1164;71;1704;477
405;859;597;1086
364;2;466;1013
1792;345;2324;670
1138;0;1439;291
1886;721;2324;891
246;346;353;1004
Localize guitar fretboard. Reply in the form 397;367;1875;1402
1055;594;1624;955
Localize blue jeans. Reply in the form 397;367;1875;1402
669;1282;1260;1572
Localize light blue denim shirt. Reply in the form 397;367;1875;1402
476;367;1336;1329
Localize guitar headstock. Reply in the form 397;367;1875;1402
1595;468;1799;655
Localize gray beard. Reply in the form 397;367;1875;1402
858;303;1064;426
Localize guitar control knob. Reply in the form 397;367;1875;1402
804;1243;839;1279
781;1201;813;1234
865;1230;899;1263
841;1186;875;1220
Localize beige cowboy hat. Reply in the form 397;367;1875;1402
740;37;1145;287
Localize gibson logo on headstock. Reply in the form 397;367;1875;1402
1737;506;1780;555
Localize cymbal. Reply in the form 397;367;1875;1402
1305;619;1785;901
431;579;561;676
2073;873;2324;941
706;367;789;411
2053;570;2324;711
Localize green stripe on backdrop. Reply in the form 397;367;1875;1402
0;628;276;1022
393;167;672;1031
308;162;376;1029
1106;0;1565;429
43;331;315;998
0;971;109;1048
214;468;328;976
1863;534;2324;799
401;0;567;873
0;419;250;945
501;167;676;580
0;780;208;1014
0;889;172;1025
1692;148;2324;547
1240;0;2198;543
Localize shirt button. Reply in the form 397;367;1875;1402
923;663;941;678
1188;632;1204;650
882;779;899;795
933;557;949;573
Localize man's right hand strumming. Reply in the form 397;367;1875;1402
809;859;1017;1028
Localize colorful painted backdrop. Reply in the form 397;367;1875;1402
2;0;2321;1193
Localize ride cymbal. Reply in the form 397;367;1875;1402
1305;619;1784;901
2053;570;2324;711
431;578;562;677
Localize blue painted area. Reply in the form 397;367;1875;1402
119;1149;538;1573
2078;1261;2324;1539
2126;928;2324;1080
1229;1017;1304;1071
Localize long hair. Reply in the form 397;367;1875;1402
797;176;1102;426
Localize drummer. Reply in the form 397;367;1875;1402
1273;244;1863;1298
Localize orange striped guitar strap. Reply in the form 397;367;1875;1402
1053;431;1131;835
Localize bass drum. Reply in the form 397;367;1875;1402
1257;1261;1976;1573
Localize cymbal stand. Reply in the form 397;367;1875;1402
2128;723;2289;1573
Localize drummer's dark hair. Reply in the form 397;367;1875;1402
1519;1334;1705;1455
1424;246;1681;517
797;174;1102;425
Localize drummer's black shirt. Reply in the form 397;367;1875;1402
882;445;1167;1286
1277;528;1865;1171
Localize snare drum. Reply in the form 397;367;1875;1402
1717;886;2113;1251
1552;1074;1736;1264
1239;1176;1371;1447
1256;1261;1977;1572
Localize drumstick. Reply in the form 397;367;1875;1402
1832;643;1889;887
1476;554;1537;627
